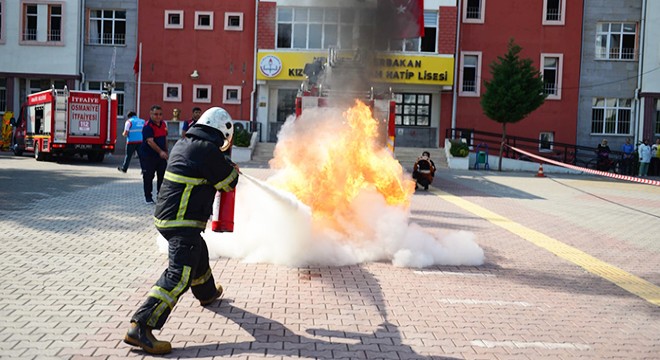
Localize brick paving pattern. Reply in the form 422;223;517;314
0;154;658;359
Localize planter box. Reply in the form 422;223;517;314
231;132;258;163
447;156;469;170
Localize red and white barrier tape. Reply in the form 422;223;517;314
505;145;660;187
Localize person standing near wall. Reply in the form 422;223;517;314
118;111;145;173
181;107;202;138
638;139;652;177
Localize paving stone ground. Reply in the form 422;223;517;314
0;152;658;360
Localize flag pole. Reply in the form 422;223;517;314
137;42;142;117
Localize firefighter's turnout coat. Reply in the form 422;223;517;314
154;125;238;230
131;125;238;330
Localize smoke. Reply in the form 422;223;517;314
156;106;484;268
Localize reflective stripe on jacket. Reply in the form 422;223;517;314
154;126;239;230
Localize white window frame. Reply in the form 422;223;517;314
47;3;62;42
223;86;241;105
542;0;565;26
22;2;38;42
195;11;213;30
591;97;632;135
193;85;212;103
88;9;126;45
459;51;482;97
540;53;563;100
163;83;182;102
463;0;485;24
0;78;7;113
539;132;554;152
164;10;183;29
224;12;243;31
595;22;637;61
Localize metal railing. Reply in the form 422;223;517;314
445;128;635;173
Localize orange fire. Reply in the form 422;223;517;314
269;100;415;232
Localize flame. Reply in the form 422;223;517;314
269;100;415;233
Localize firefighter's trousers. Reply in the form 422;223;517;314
131;228;217;329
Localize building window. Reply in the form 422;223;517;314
277;7;371;50
543;0;564;25
596;22;637;60
88;81;125;119
383;11;437;52
459;52;481;97
541;54;562;99
655;100;660;135
393;93;431;127
539;132;554;152
193;85;211;103
223;86;241;105
0;78;6;113
591;98;632;135
225;12;243;31
88;10;126;45
163;83;182;102
23;4;38;41
195;11;213;30
165;10;183;29
48;4;61;41
463;0;485;23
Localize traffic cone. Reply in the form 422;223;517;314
535;163;546;177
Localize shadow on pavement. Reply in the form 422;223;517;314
176;298;460;360
434;171;544;200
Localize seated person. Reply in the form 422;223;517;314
413;151;436;190
596;139;612;171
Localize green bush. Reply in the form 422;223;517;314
233;128;251;147
449;140;469;157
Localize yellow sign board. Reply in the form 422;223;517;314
257;50;454;86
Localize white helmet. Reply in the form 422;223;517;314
195;107;233;148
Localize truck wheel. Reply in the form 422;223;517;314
34;142;45;161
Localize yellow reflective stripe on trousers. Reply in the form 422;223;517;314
154;217;207;229
214;169;238;192
146;266;192;327
191;268;212;287
164;171;208;185
176;184;194;220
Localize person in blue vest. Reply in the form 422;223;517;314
139;105;168;204
117;111;145;173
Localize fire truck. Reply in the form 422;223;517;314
295;47;396;152
10;87;117;162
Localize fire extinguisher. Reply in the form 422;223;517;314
211;190;235;232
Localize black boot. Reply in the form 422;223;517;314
199;284;224;306
124;322;172;354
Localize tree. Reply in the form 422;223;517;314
481;39;547;171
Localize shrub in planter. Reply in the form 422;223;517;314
449;140;469;157
233;128;251;147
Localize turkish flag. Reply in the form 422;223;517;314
378;0;425;40
133;52;140;75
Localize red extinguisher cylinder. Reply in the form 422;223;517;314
211;189;235;232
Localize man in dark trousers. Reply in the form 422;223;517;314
139;105;168;204
124;107;238;354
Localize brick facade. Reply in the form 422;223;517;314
438;6;457;55
258;2;276;50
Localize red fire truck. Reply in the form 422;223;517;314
295;48;396;152
10;87;117;162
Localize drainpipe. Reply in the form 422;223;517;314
250;0;258;127
79;0;86;88
450;0;462;139
634;0;647;144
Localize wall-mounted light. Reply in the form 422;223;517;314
190;70;200;79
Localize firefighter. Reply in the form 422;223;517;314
124;107;238;355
